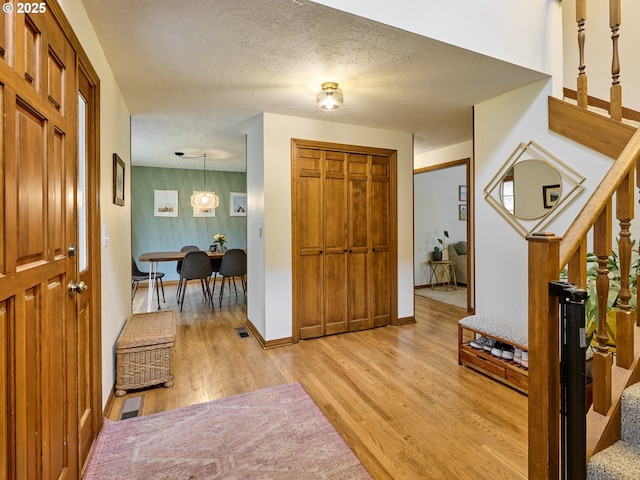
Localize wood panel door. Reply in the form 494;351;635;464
370;154;393;328
322;151;348;335
294;147;324;339
292;140;397;341
346;153;370;331
76;63;101;474
0;4;101;479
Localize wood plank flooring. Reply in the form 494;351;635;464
108;284;528;479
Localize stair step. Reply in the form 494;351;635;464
622;382;640;448
587;441;640;480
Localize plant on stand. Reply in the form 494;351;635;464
432;230;449;261
213;233;228;252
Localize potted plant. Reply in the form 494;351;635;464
212;233;228;252
432;230;449;261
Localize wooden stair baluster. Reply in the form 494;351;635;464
616;172;634;368
568;238;588;288
609;0;622;121
593;202;613;414
576;0;588;108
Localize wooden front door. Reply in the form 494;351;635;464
0;4;101;479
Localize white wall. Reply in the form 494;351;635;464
414;141;472;170
475;78;613;324
246;117;266;335
315;0;563;94
247;113;414;341
58;0;132;408
414;166;467;285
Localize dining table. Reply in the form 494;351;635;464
139;250;225;312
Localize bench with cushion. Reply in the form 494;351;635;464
458;314;528;393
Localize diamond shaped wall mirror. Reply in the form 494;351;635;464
484;141;585;237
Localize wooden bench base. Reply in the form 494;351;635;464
458;315;528;394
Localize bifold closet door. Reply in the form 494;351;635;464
292;140;397;342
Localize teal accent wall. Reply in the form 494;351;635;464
132;166;247;280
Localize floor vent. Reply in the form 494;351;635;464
235;327;250;338
119;395;144;420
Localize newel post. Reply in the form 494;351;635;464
528;232;561;480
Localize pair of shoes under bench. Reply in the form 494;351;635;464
470;336;495;350
491;342;515;360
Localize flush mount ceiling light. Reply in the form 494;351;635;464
316;82;343;111
175;152;220;209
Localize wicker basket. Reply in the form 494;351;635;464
115;310;176;397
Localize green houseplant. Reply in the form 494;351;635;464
432;230;449;261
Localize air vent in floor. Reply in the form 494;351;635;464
235;327;250;338
119;395;144;420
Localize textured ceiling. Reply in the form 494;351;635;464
81;0;548;172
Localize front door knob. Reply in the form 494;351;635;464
68;280;88;296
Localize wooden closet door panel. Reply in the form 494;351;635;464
297;254;324;339
370;155;392;327
347;154;369;330
323;151;347;334
371;249;391;327
295;149;324;339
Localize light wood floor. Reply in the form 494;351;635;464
109;284;528;479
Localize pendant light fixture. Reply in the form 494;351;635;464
316;81;343;111
175;152;220;209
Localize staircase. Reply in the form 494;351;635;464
587;383;640;479
527;1;640;479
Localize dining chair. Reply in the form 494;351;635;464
210;256;222;296
176;245;200;300
218;249;247;306
131;257;166;309
178;251;213;311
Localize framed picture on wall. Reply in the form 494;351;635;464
193;191;216;217
458;185;467;202
113;153;125;206
459;204;467;221
230;192;247;216
543;184;561;209
154;189;178;217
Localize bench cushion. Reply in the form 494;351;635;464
459;314;528;349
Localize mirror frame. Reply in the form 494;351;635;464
484;141;585;237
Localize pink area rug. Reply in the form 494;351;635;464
83;382;372;479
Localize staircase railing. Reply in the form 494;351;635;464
527;1;640;478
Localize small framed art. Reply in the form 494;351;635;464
459;204;467;221
458;185;467;202
230;192;247;216
113;154;125;206
154;189;178;217
543;184;561;209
